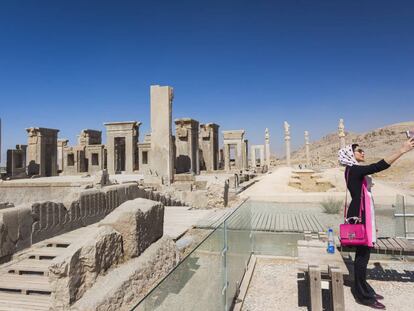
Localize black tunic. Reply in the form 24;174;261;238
345;159;390;222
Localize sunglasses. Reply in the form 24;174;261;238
355;148;365;153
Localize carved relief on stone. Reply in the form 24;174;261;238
176;125;188;139
201;128;211;139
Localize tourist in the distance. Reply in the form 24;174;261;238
338;137;414;309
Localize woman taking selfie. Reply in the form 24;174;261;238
338;137;414;309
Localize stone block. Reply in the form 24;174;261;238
70;237;180;311
0;206;32;262
99;198;164;259
49;226;123;310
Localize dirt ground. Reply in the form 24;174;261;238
242;257;414;311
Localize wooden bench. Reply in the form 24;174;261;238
338;237;414;256
298;240;346;311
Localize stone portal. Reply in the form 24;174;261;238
199;123;219;172
104;122;140;174
251;145;265;167
57;139;68;173
6;144;27;178
175;118;200;174
26;127;59;177
223;130;248;171
138;134;151;174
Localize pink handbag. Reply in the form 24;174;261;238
339;168;368;246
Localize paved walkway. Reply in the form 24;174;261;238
163;206;215;240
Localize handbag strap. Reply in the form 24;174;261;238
344;166;364;222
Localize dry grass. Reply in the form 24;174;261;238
320;198;343;214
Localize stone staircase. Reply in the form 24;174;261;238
0;226;91;310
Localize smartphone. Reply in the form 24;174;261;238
406;130;414;138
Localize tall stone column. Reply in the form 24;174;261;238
57;139;69;173
304;131;310;167
338;118;346;149
284;121;291;167
250;146;257;167
259;145;265;166
150;85;174;185
265;128;271;167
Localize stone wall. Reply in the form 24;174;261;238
0;183;184;263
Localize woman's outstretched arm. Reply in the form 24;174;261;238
384;138;414;165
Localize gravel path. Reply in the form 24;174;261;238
243;257;414;311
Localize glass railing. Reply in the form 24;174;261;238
132;200;253;311
132;194;413;311
394;194;414;239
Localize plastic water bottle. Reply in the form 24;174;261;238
327;228;335;254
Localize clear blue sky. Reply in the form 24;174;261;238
1;0;414;164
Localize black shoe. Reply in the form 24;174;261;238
356;299;386;309
368;300;386;310
374;294;384;300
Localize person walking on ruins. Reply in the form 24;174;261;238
338;137;414;309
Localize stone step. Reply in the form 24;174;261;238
27;247;65;260
7;259;51;276
0;274;51;295
0;292;50;311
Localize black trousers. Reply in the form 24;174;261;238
354;246;376;304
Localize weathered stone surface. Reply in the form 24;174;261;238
93;169;110;188
0;183;176;263
147;85;174;185
31;201;71;243
0;202;14;210
206;180;229;208
49;226;123;310
70;237;180;311
0;206;32;262
99;198;164;259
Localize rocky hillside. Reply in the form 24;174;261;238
291;121;414;189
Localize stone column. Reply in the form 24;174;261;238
284;121;291;167
242;140;248;170
150;85;174;185
57;139;68;173
250;146;257;167
224;143;230;171
304;131;310;167
338;118;346;149
259;145;265;166
265;128;271;167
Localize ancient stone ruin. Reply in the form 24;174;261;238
0;84;276;310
